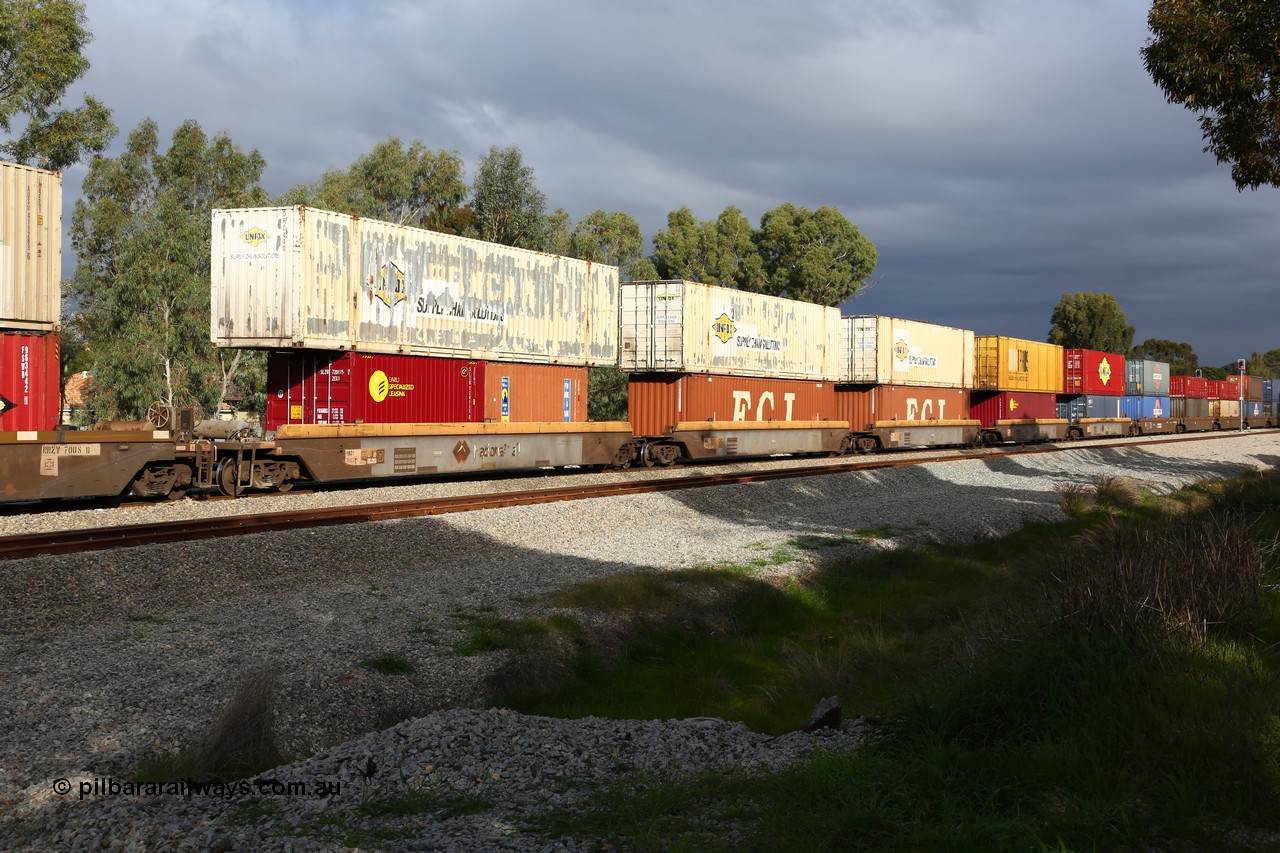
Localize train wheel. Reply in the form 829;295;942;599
216;458;244;497
640;445;657;467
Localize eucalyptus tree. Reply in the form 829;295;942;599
1143;0;1280;190
753;203;877;306
1048;292;1136;354
279;137;468;232
69;118;268;419
0;0;114;168
469;145;547;249
651;205;765;290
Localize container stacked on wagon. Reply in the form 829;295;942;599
1055;348;1131;438
210;205;632;480
0;161;61;432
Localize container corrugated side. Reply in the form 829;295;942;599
1222;375;1265;401
1121;396;1170;419
627;373;837;437
1124;359;1170;396
1169;375;1209;398
1170;397;1210;418
1058;394;1124;421
0;162;61;332
481;362;587;423
842;316;973;388
969;390;1058;427
0;331;59;430
1063;349;1125;395
619;280;841;380
212;206;619;366
974;336;1063;392
834;385;971;429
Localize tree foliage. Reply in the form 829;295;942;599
753;204;877;305
69;118;268;419
1143;0;1280;190
0;0;114;169
469;145;547;249
279;137;468;232
1047;292;1136;354
652;205;767;291
1131;338;1200;375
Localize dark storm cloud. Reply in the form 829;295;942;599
59;0;1280;366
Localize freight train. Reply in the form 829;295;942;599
1;188;1274;505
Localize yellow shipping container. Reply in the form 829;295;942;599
975;336;1063;393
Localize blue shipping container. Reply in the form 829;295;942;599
1121;396;1171;420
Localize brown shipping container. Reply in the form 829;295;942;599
481;361;587;424
0;331;59;431
0;161;61;332
266;351;587;431
975;336;1063;392
834;385;972;429
1063;348;1126;395
628;373;837;437
1222;375;1265;401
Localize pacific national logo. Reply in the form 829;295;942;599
712;312;736;344
368;370;390;403
894;339;910;362
240;227;269;247
1098;357;1112;386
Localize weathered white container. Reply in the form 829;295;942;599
840;316;974;388
619;280;841;380
210;206;619;365
0;161;61;332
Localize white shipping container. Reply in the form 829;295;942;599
0;161;61;332
210;206;620;366
840;316;974;388
619;280;841;380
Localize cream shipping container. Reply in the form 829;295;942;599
0;161;61;332
619;280;841;381
210;206;619;366
840;316;974;388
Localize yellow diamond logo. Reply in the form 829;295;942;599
894;339;909;362
1099;357;1112;385
712;312;736;344
241;227;269;247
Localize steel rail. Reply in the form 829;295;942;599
0;430;1263;562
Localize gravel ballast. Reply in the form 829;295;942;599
0;433;1274;851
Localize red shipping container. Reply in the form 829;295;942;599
628;373;837;437
1168;375;1209;398
834;385;972;429
1222;374;1264;401
0;332;59;431
1063;348;1126;395
267;352;590;430
969;391;1058;428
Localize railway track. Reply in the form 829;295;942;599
0;430;1265;562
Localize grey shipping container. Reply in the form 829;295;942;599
1169;397;1210;419
1124;359;1170;396
211;206;619;366
1058;394;1123;422
0;161;61;332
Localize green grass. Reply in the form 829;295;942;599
476;472;1280;851
359;652;416;675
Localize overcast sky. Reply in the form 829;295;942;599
56;0;1280;367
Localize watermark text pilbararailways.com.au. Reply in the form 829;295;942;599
52;776;342;801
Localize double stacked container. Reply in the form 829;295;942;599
970;336;1065;435
834;316;975;436
1;161;62;431
1169;374;1211;426
213;205;620;428
1058;348;1127;431
1123;359;1171;430
620;280;843;435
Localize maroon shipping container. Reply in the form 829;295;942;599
1169;375;1209;398
834;385;971;429
969;391;1058;428
266;352;588;431
1063;348;1126;395
628;373;837;437
1222;374;1265;402
0;332;59;431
